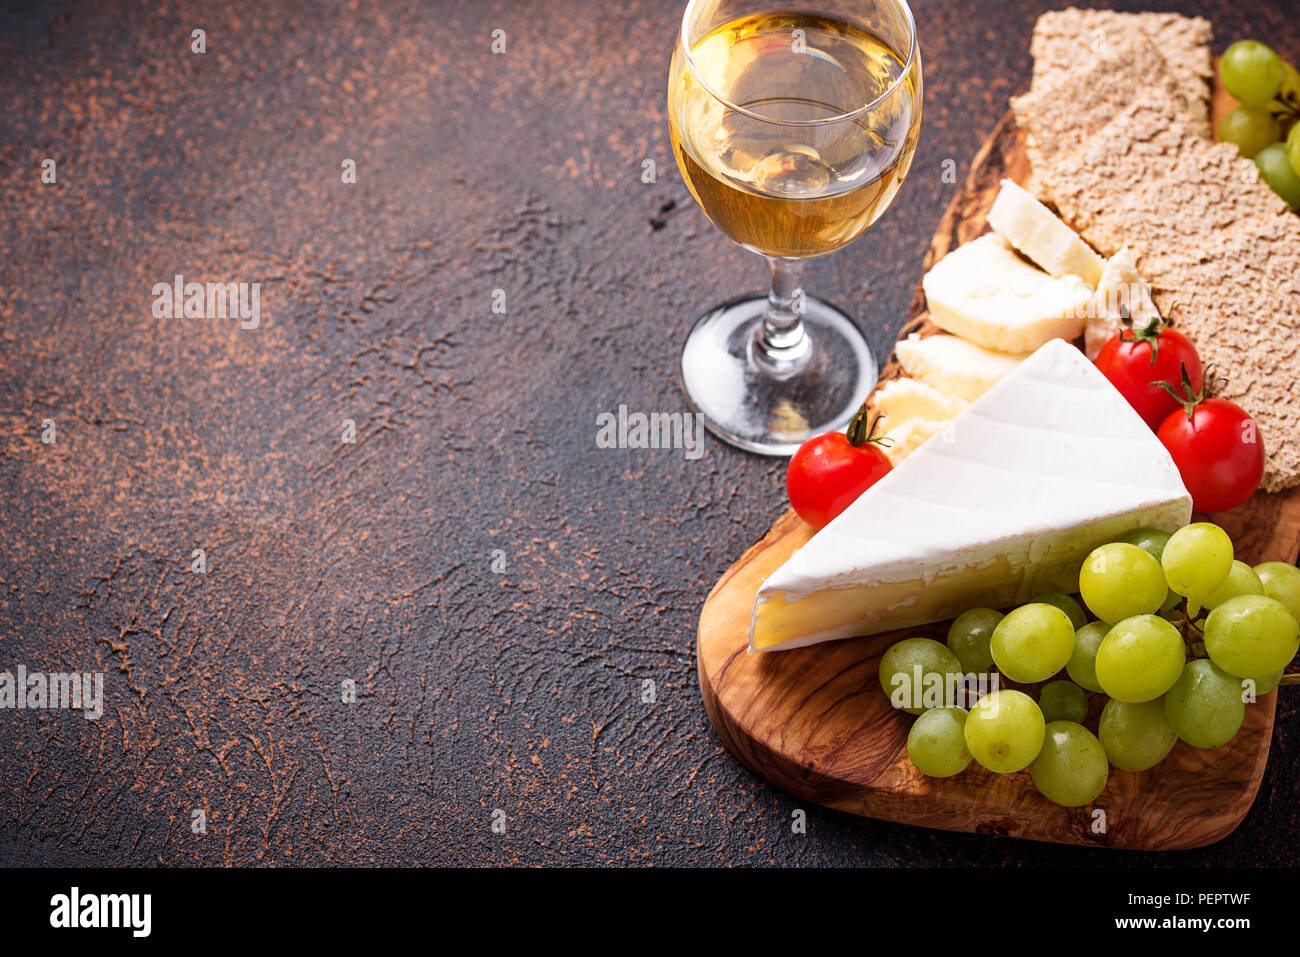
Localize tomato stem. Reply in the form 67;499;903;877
1151;362;1223;421
846;401;891;449
1119;314;1167;365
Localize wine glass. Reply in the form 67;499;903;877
667;0;922;454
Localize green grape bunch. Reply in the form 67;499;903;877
881;519;1300;810
1217;40;1300;210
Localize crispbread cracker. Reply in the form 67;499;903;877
1028;9;1212;125
1031;95;1209;256
1013;26;1207;178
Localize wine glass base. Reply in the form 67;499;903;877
680;293;878;456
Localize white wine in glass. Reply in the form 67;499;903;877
668;0;922;454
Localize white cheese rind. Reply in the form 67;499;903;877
987;178;1106;287
749;339;1192;653
923;233;1092;352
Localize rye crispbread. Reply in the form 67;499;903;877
1028;9;1213;125
1013;26;1208;179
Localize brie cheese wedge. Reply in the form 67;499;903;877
749;340;1192;653
895;332;1029;402
986;178;1105;288
922;233;1092;353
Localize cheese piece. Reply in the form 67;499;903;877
986;178;1106;287
749;340;1191;653
922;233;1092;352
874;377;968;428
882;416;946;465
895;332;1029;402
1085;246;1162;360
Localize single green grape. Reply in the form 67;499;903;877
1123;527;1184;619
1250;671;1283;695
907;706;972;778
1288;121;1300;178
1028;721;1109;807
1078;542;1167;624
990;603;1076;683
1254;562;1300;624
1221;40;1286;107
1098;698;1178;771
1161;523;1234;603
1218;105;1281;159
1031;592;1088;630
946;607;1003;675
1094;615;1186;703
1164;659;1247;748
964;690;1045;773
879;637;965;714
1039;680;1088;724
1066;621;1108;693
1120;527;1172;562
1202;560;1264;610
1256;143;1300;211
1204;594;1300;679
1278;60;1300;106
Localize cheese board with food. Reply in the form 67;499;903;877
697;9;1300;849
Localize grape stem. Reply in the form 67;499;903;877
1168;614;1205;645
1278;673;1300;687
1270;90;1300;119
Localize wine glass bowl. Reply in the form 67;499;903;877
668;0;922;454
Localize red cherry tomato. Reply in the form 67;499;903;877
1095;326;1203;431
1158;398;1264;513
786;413;892;530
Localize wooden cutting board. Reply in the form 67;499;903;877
696;87;1300;849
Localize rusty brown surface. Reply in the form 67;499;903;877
0;0;1297;866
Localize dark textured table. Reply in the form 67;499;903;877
1;0;1297;867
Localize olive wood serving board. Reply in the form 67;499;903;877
696;84;1300;849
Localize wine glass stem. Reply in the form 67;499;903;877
754;256;812;369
